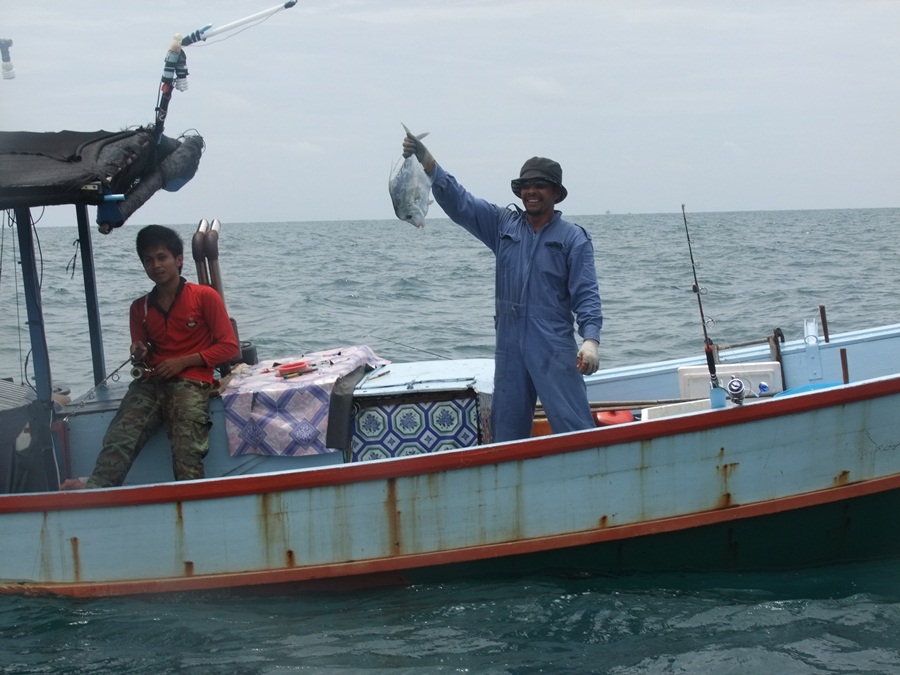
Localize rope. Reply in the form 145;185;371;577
363;330;450;361
65;239;80;279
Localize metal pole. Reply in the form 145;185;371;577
76;204;107;385
13;206;52;402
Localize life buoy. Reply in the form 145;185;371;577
531;409;635;437
594;410;635;426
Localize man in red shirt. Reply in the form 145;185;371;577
71;225;238;488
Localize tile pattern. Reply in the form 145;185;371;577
350;395;486;462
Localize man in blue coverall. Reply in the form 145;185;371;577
402;131;602;442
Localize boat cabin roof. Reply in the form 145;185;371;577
354;359;495;397
0;128;203;229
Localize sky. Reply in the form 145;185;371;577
1;0;898;226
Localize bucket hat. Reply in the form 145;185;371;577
511;156;567;202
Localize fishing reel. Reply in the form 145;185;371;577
725;377;771;406
129;343;154;380
130;362;154;381
726;378;746;405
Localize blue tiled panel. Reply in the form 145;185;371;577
350;396;484;462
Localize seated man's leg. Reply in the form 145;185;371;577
87;380;164;488
163;379;212;481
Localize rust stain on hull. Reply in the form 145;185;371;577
70;537;81;582
717;457;740;509
834;470;851;486
385;478;401;556
39;512;51;582
258;492;290;568
175;501;186;576
718;462;739;480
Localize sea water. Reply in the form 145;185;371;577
1;208;899;673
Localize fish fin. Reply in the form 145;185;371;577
401;122;429;141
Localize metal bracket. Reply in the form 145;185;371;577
803;318;823;381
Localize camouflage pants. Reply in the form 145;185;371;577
87;377;212;488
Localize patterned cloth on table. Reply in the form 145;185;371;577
222;345;389;456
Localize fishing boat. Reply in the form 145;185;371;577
3;9;900;599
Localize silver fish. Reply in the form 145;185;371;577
389;124;434;228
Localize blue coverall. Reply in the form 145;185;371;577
431;164;603;441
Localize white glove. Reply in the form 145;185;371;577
577;339;600;375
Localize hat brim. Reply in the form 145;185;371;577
511;180;567;203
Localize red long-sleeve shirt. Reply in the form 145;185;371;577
129;279;239;384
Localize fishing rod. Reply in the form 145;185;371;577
181;1;298;46
680;203;726;407
58;355;134;422
153;1;298;143
364;332;452;361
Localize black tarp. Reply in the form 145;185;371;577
0;379;36;494
0;127;203;228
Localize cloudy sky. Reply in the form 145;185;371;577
1;0;898;225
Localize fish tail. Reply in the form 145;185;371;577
401;122;429;141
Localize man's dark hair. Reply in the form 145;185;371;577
136;225;184;260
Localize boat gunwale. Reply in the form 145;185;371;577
3;373;900;515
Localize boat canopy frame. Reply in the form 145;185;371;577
0;128;204;491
